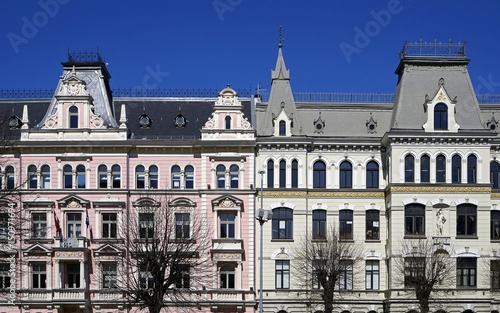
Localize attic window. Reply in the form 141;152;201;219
139;114;152;128
8;116;22;129
434;103;448;130
174;114;187;128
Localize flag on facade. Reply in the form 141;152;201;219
54;213;61;236
86;208;94;243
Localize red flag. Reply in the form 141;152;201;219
54;213;61;236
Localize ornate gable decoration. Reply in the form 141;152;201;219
216;86;241;106
57;194;89;209
58;71;88;97
422;78;460;133
212;195;243;211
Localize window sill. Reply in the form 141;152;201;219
365;239;381;243
93;238;124;244
25;238;53;244
404;235;427;239
455;235;478;239
271;239;294;242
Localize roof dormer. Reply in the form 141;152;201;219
422;79;460;133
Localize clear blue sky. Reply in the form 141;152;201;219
1;0;500;94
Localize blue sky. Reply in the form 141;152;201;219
1;1;500;95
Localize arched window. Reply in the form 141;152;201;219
28;165;37;189
491;161;500;189
185;165;194;189
366;161;379;188
220;264;235;289
272;207;293;239
267;160;274;188
98;165;108;189
136;165;145;189
467;155;477;184
339;161;352;188
69;106;79;128
434;103;448;130
225;116;231;130
312;209;326;239
405;155;414;182
420;155;430;183
76;165;86;188
63;165;72;189
111;165;121;188
41;165;50;189
229;165;239;188
216;165;226;189
149;165;158;189
313;160;326;188
279;159;286;188
171;165;181;189
452;155;461;183
279;120;286;136
291;159;298;188
5;166;14;190
436;155;446;182
405;203;425;236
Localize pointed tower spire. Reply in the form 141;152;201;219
21;104;29;129
272;26;289;81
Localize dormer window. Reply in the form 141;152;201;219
8;116;22;129
69;106;79;129
434;103;448;130
174;114;187;128
279;120;286;136
139;114;152;128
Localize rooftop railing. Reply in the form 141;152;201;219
67;50;105;63
400;40;466;59
112;87;252;98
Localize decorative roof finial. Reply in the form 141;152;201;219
277;26;284;48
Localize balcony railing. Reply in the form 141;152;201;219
55;236;88;248
91;289;125;301
53;289;88;300
400;40;466;59
20;290;52;301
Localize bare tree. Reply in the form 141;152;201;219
119;194;211;313
394;239;455;313
293;227;363;313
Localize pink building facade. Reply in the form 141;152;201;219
0;53;257;313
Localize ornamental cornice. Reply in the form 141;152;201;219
491;193;500;199
388;186;491;193
260;191;307;197
259;191;384;198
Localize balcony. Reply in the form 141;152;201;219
20;290;52;301
211;290;245;301
91;289;125;301
55;236;88;248
53;289;88;301
211;238;243;252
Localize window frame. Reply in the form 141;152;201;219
339;161;353;188
69;106;79;129
339;260;353;290
452;155;461;183
272;207;293;239
102;212;117;239
291;159;298;188
171;165;181;189
275;260;290;289
216;165;226;189
457;204;477;237
102;263;118;289
98;164;108;189
457;257;476;288
220;264;235;289
313;160;326;188
31;212;47;238
31;263;47;289
467;155;477;184
366;210;380;240
28;165;37;189
149;165;158;189
267;160;274;188
279;159;286;188
339;209;353;240
312;209;326;240
66;212;82;238
366;161;379;188
220;213;235;239
420;155;430;183
405;155;414;182
491;161;500;189
138;213;154;239
185;165;194;189
229;164;239;189
434;102;448;130
436;155;446;183
405;204;425;236
175;213;191;240
365;260;379;290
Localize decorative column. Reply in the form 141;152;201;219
46;260;52;290
79;259;85;288
54;259;60;289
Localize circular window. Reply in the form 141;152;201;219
491;124;497;130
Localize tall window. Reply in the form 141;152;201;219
291;159;298;188
279;160;286;188
339;210;353;239
272;207;293;239
171;165;181;189
185;165;194;189
139;213;154;239
0;264;10;288
313;161;326;188
279;120;286;136
149;165;158;189
225;116;231;130
111;165;121;188
491;260;500;290
32;263;46;289
339;161;352;188
365;260;379;290
28;165;37;189
229;165;239;188
102;213;117;239
220;264;235;289
467;155;477;184
67;213;82;238
174;265;190;289
457;258;476;287
41;165;50;189
98;165;108;189
220;213;235;238
366;161;379;188
492;211;500;240
339;260;353;290
405;155;414;182
434;103;448;130
492;161;500;189
404;257;424;287
420;155;430;183
6;166;14;190
275;260;290;289
312;210;326;240
139;264;154;289
267;160;274;188
366;210;380;240
405;204;425;236
457;204;476;236
175;213;190;239
31;212;47;238
0;214;8;239
216;165;226;189
69;106;79;128
76;165;86;188
136;165;145;189
102;263;117;288
436;155;446;182
64;165;72;189
452;155;461;183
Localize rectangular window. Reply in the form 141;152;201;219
139;213;154;239
339;210;353;240
457;258;476;287
366;210;380;240
365;260;379;290
457;204;477;236
312;210;326;240
174;265;190;289
66;263;80;288
220;213;235;239
0;263;11;288
312;260;325;289
102;263;117;288
275;260;290;289
492;260;500;290
66;213;82;238
32;212;47;238
185;173;194;189
175;213;190;239
339;260;353;290
32;263;47;289
405;257;424;287
139;264;154;289
102;213;117;239
0;213;9;240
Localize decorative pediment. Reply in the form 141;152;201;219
168;197;196;208
23;243;51;255
93;243;123;257
57;194;89;208
58;71;89;97
215;86;241;106
422;79;460;132
212;195;243;210
132;197;160;208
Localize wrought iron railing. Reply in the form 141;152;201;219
400;40;466;59
0;88;55;99
67;50;105;63
112;87;252;98
258;92;394;103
